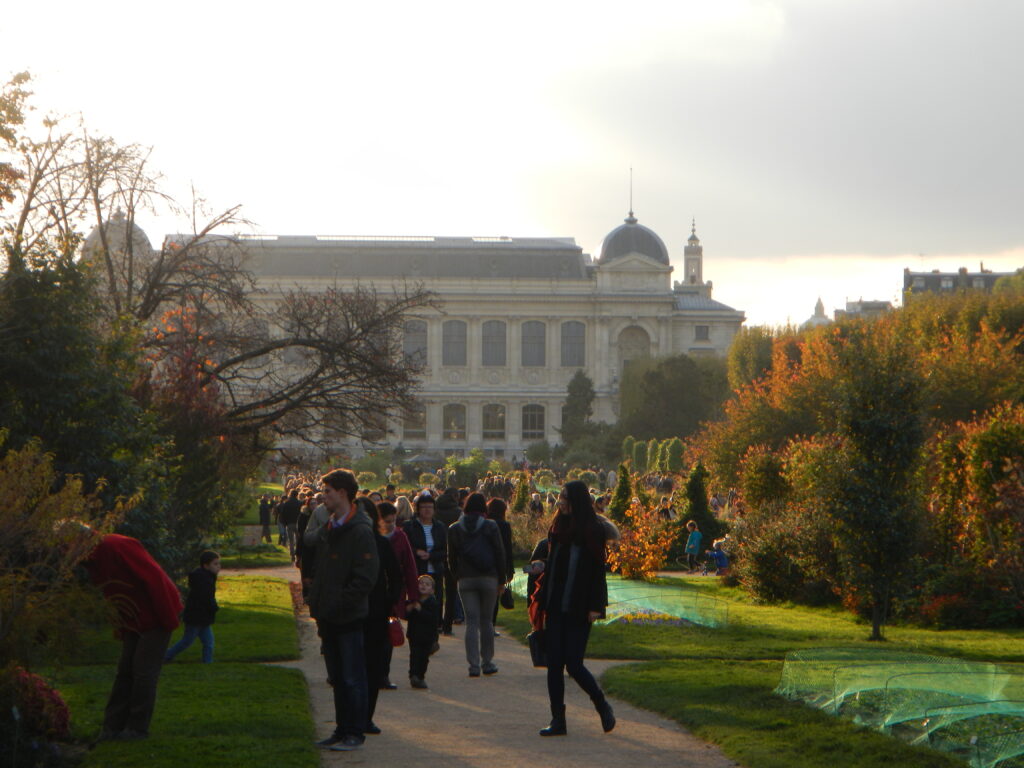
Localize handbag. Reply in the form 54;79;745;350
387;616;405;647
527;629;547;668
500;583;514;610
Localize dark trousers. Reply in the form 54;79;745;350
442;570;458;632
320;621;368;739
363;616;389;723
103;629;171;735
409;641;432;679
545;612;602;708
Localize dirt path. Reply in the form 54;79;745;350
236;563;740;768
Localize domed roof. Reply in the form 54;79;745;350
599;211;670;265
82;209;153;261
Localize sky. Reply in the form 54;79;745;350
3;0;1023;326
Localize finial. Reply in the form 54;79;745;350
629;166;633;217
691;217;696;236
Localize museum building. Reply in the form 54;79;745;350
243;211;745;459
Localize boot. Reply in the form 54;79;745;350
539;705;567;736
593;696;616;733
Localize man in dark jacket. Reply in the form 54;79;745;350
306;468;379;752
277;489;303;562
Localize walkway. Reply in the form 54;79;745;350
231;563;741;768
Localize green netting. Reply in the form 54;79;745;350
776;648;1024;767
510;573;728;628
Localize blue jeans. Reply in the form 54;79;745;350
165;624;214;663
320;621;367;740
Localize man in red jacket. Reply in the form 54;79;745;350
81;529;183;740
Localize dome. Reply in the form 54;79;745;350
599;212;670;265
82;209;153;262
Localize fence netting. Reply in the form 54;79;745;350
776;647;1024;767
509;573;728;628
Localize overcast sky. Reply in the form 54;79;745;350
4;0;1022;326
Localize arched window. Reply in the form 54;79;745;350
522;404;545;441
560;321;585;367
443;404;466;440
403;319;427;366
482;320;507;366
403;404;426;440
442;320;467;366
482;404;506;440
617;325;650;372
521;321;546;367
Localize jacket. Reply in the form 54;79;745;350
402;518;447;576
536;525;608;624
182;566;219;626
447;514;505;581
368;532;402;622
83;533;182;634
387;527;421;618
308;508;379;627
406;595;440;646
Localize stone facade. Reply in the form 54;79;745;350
242;213;744;459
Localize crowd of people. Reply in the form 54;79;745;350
263;467;619;751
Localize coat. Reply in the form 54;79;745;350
402;518;447;577
447;514;506;581
307;508;379;627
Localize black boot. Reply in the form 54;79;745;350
593;696;616;733
539;705;567;736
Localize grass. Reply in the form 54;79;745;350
60;664;314;767
219;543;294;570
56;575;315;767
499;573;1024;768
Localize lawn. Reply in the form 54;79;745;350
57;575;315;767
219;543;294;570
499;573;1024;768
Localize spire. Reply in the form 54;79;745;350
626;167;637;224
688;217;700;243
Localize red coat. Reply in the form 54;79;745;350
387;527;420;618
84;534;182;633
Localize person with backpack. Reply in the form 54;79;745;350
447;492;506;677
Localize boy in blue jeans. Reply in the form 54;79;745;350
165;550;221;663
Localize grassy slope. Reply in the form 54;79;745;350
499;574;1024;768
58;575;315;768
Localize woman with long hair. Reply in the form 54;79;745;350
532;480;615;736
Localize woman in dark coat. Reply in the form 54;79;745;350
531;480;615;736
357;498;402;735
402;493;448;631
486;497;515;628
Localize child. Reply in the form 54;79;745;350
165;550;221;663
708;539;730;576
684;521;702;572
407;575;440;689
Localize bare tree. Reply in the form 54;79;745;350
2;101;436;453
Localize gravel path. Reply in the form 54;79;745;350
234;563;741;768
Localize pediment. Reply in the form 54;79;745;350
598;252;673;273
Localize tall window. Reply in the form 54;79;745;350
560;321;585;367
482;404;506;440
482;320;507;366
403;404;426;439
695;325;710;341
442;320;467;366
443;404;466;440
521;321;546;367
403;320;428;366
522;404;545;440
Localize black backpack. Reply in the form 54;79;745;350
458;518;496;573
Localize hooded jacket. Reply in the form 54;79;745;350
308;507;379;627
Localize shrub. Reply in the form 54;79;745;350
607;497;675;580
578;470;599;489
418;472;437;488
608;463;632;524
535;469;556;490
356;471;378;487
